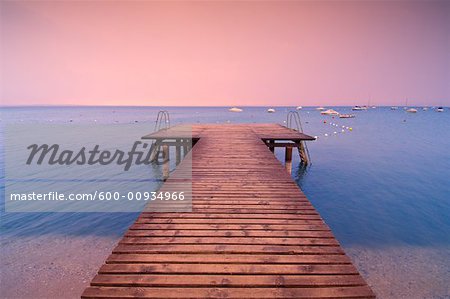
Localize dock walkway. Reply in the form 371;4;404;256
82;124;375;298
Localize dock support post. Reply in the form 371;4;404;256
182;139;188;157
162;144;170;180
269;140;275;153
175;139;181;165
285;147;292;174
185;141;192;154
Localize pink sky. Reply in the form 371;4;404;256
1;1;449;106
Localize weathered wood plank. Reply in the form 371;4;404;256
91;274;368;287
106;254;352;264
98;263;359;275
112;244;344;255
125;230;335;238
118;237;339;246
129;223;330;231
82;286;375;298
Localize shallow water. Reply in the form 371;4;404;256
1;106;449;298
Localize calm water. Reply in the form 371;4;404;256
1;106;449;245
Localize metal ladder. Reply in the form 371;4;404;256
286;111;311;165
149;111;171;162
154;110;170;131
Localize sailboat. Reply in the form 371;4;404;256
403;98;409;110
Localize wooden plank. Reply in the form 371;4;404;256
106;254;352;264
138;212;321;218
118;237;339;246
112;244;344;254
82;286;375;298
98;263;359;275
129;223;330;231
134;217;324;224
91;274;368;287
125;230;335;238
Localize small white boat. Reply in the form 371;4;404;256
391;106;398;110
436;107;444;112
422;107;429;111
339;114;355;118
316;107;326;111
267;108;276;113
321;109;339;116
352;106;367;111
296;106;303;110
229;107;243;112
406;108;417;113
371;106;376;109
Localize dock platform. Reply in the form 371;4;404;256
82;124;375;298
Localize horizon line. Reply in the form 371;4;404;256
1;104;447;108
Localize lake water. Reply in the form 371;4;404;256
1;106;449;298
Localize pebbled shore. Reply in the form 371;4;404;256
0;235;119;299
346;245;450;299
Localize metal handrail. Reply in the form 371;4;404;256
287;111;304;133
147;111;171;163
154;110;170;132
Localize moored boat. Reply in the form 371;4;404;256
267;108;276;113
321;109;339;115
352;105;367;111
229;107;243;112
339;114;355;118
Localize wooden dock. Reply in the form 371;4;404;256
82;124;375;298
